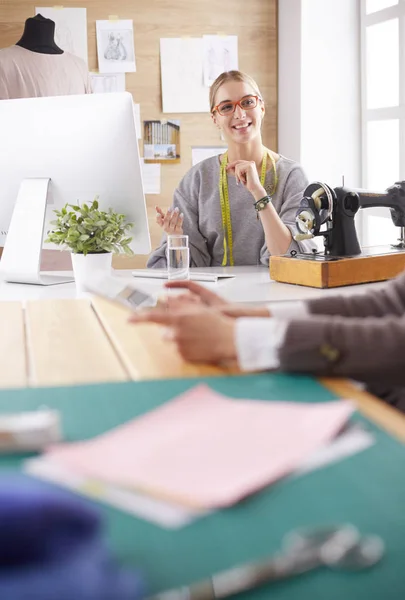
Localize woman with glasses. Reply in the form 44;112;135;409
147;70;316;268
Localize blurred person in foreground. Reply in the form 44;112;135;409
0;473;144;599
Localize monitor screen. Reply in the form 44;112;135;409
0;92;150;255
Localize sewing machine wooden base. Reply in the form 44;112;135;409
270;245;405;288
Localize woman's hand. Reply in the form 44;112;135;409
155;205;184;235
226;160;266;200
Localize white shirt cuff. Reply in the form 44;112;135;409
266;300;309;319
235;318;289;372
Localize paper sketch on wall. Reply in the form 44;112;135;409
90;72;126;94
104;32;128;61
140;159;161;194
160;38;209;113
35;7;88;64
96;20;136;73
203;35;238;87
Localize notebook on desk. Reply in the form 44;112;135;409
132;269;235;283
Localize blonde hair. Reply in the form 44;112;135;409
209;70;263;113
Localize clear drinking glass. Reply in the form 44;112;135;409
167;234;190;280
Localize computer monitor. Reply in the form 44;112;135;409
0;92;150;285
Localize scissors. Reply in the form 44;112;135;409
146;524;384;600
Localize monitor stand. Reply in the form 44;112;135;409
0;178;74;286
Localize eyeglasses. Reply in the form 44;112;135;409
212;95;261;116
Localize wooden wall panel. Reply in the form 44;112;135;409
0;0;277;268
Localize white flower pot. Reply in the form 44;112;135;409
71;252;112;294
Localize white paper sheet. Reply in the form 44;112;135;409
140;158;160;194
25;456;200;529
35;7;88;64
160;38;209;113
132;269;235;282
295;424;374;476
192;146;226;166
96;20;136;73
133;103;141;139
89;72;126;94
203;35;238;87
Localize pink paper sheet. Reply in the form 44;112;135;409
45;385;354;509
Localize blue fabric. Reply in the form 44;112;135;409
0;473;145;600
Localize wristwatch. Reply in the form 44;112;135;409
254;195;271;213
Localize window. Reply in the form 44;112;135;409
366;119;399;189
366;0;398;14
366;19;399;109
361;0;404;246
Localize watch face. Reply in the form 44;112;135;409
255;196;270;212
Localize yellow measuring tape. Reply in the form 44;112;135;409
219;148;277;266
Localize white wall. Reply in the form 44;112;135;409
278;0;362;188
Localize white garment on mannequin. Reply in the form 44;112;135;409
0;45;91;100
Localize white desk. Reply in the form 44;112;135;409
0;266;385;304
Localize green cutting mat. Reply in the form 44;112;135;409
1;373;405;599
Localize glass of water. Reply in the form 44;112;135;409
167;234;190;280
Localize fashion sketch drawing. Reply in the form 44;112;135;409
104;32;127;61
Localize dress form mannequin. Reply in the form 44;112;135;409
16;14;63;55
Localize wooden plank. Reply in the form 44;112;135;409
270;253;405;289
326;253;405;287
91;296;239;380
25;299;128;387
320;377;405;442
270;256;325;288
0;302;27;388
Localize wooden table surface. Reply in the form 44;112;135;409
2;297;405;442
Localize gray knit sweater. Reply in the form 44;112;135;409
147;154;317;268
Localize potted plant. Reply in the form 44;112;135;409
45;198;133;292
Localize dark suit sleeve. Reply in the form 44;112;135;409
278;314;405;386
306;271;405;318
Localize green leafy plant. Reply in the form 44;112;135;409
45;198;134;256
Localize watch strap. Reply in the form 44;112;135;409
254;195;271;212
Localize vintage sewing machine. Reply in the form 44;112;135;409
270;181;405;288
